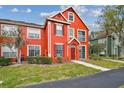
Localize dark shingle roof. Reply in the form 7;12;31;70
90;31;113;41
0;18;44;28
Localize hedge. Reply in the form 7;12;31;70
27;56;52;64
0;58;12;66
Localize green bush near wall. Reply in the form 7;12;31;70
27;56;52;64
0;58;12;66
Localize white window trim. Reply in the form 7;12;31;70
68;12;74;22
27;27;41;39
55;43;64;45
55;23;63;36
1;24;18;37
27;45;41;56
55;43;64;57
69;27;74;38
77;29;86;42
79;45;86;59
1;46;18;58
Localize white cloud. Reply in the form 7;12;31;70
40;11;58;18
0;6;3;9
11;8;19;13
24;8;32;13
11;8;32;13
91;8;102;17
40;5;88;19
60;5;88;16
88;23;100;30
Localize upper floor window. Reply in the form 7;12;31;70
55;44;64;57
56;24;63;36
28;45;40;56
78;30;86;42
69;28;74;37
1;24;18;37
28;28;41;39
2;46;17;58
68;12;74;22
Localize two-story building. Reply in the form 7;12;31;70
0;7;89;63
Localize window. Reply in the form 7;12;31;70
79;46;85;58
56;24;63;36
69;28;74;37
28;45;40;56
1;24;18;37
78;30;85;42
55;44;64;57
28;28;40;39
68;12;74;22
2;46;17;58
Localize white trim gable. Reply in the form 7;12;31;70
62;7;89;30
47;18;70;24
68;37;80;44
49;12;69;22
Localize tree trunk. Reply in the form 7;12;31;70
17;49;21;64
106;35;109;57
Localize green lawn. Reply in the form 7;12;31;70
86;60;124;69
0;63;100;88
119;85;124;88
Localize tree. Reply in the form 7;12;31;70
0;26;26;63
90;43;105;56
98;5;124;56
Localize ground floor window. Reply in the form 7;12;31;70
79;46;85;58
28;45;40;56
2;46;17;58
55;44;64;57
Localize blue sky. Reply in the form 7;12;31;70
0;5;104;31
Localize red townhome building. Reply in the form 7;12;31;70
0;7;89;63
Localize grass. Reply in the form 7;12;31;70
86;60;124;69
119;85;124;88
0;63;100;88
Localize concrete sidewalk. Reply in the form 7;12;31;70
104;59;124;63
72;60;110;71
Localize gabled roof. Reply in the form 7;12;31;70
68;37;80;44
49;7;89;31
61;7;89;31
0;18;44;28
47;18;70;24
90;31;117;41
50;12;68;22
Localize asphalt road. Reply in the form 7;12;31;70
24;68;124;88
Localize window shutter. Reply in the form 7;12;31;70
54;23;56;35
63;25;64;35
54;44;56;57
63;45;64;57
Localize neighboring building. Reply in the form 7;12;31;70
0;7;89;63
90;31;121;56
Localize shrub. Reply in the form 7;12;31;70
56;57;63;63
41;57;52;64
27;56;52;64
0;58;12;66
36;56;42;64
27;57;35;64
90;54;102;60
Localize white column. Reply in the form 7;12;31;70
48;21;51;57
